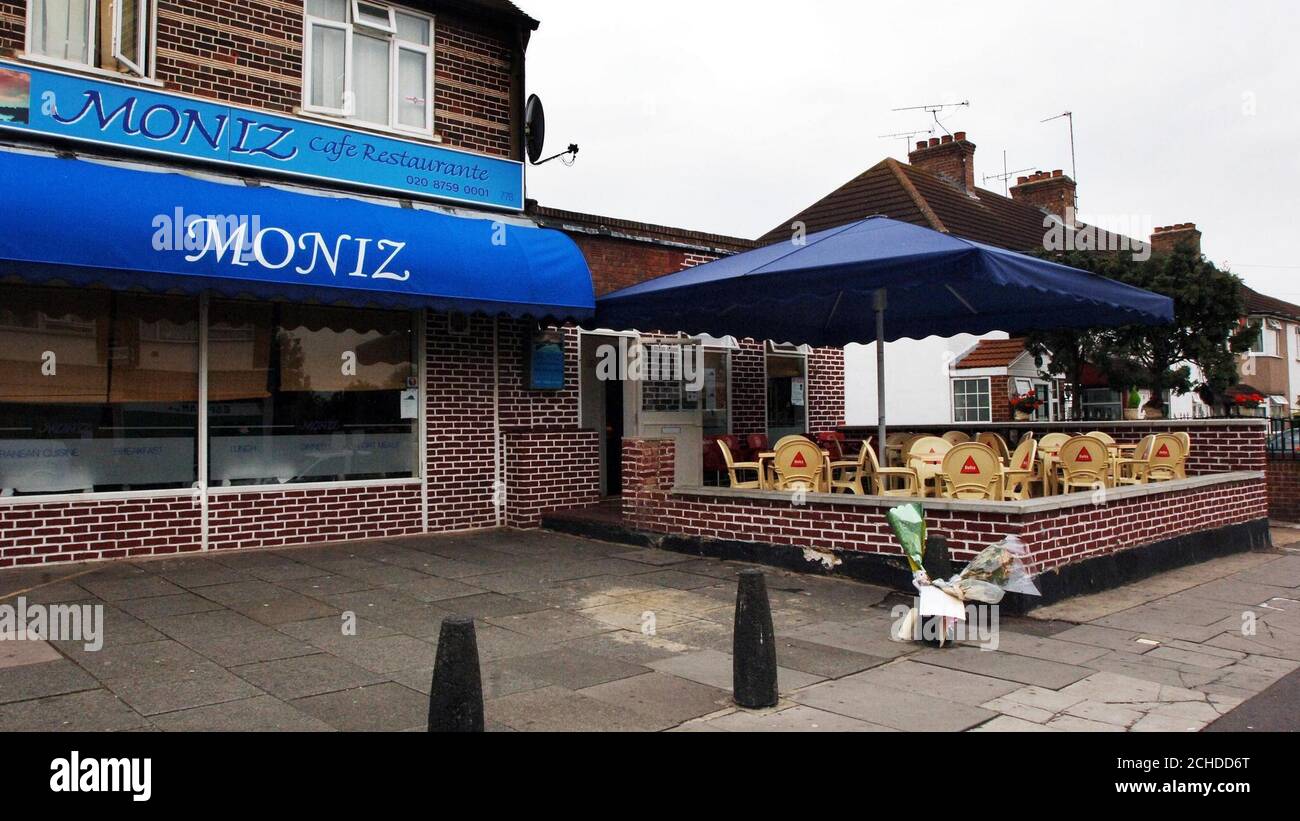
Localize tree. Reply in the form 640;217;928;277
1026;243;1251;417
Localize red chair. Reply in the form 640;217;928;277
703;435;742;485
815;431;847;461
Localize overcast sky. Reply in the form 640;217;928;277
523;0;1300;299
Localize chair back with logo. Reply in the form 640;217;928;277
772;437;824;491
1145;434;1185;481
1057;435;1111;492
942;431;971;445
940;443;1002;500
1007;436;1038;474
906;436;952;469
1086;430;1117;446
976;432;1011;462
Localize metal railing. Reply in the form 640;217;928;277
1268;417;1299;460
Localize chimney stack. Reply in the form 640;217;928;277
1150;223;1202;257
1009;170;1077;222
908;131;977;193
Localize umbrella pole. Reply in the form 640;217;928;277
874;289;887;463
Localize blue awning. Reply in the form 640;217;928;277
595;216;1173;346
0;149;594;319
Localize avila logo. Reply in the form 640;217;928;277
50;752;151;802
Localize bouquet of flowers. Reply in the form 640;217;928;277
932;536;1040;605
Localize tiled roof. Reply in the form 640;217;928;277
1242;286;1300;322
954;338;1028;370
759;158;1137;254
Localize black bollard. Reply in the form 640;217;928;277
733;569;778;709
427;616;485;733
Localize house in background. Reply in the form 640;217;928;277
1227;286;1300;418
761;133;1199;426
950;338;1062;423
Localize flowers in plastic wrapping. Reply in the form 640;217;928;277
933;535;1040;605
885;502;928;582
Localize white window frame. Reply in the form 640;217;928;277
302;1;434;136
25;0;154;78
302;14;354;117
112;0;148;76
952;377;992;423
1247;318;1279;357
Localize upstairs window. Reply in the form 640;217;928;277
303;0;433;134
27;0;152;77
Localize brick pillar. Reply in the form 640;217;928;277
621;438;675;530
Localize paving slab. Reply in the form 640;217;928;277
0;688;152;731
988;631;1111;666
78;574;187;602
0;637;62;668
500;646;650;690
705;704;896;732
578;672;732;728
969;715;1057;732
233;653;388;699
116;592;226;620
291;682;428;732
844;659;1022;706
646;648;824;694
487;685;657;732
772;636;890;678
912;645;1093;689
153;695;334;732
105;660;264;716
321;634;437;674
781;619;915;659
791;674;997;731
485;608;614;643
62;638;210;682
0;658;100;704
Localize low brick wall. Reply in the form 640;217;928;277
622;435;1268;575
207;482;424;552
0;494;202;567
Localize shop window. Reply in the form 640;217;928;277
303;0;433;133
207;301;417;486
0;286;197;495
639;342;700;414
952;377;991;423
26;0;152;77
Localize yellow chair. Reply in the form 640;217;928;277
907;436;953;497
938;443;1003;500
1001;437;1039;500
942;431;972;445
1087;431;1120;480
1117;434;1185;485
884;432;912;467
976;432;1011;463
1035;432;1071;495
716;440;761;490
829;442;919;496
1174;431;1191;477
1115;435;1156;484
1056;435;1112;494
771;437;825;492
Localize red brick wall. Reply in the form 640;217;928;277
504;429;599;528
808;346;846;433
990;376;1012;423
207;484;423;551
0;495;201;568
0;1;520;159
730;339;767;438
0;2;21;52
566;234;710;297
622;436;1266;575
1266;459;1300;522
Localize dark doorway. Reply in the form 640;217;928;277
603;377;625;496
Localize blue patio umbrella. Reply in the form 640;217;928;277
594;216;1173;459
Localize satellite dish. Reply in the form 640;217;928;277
525;94;546;164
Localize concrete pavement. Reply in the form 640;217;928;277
1;528;1298;732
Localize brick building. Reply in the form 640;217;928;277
0;0;845;567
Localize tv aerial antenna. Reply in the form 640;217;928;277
891;100;970;136
878;127;934;155
983;150;1034;196
1041;110;1078;209
525;94;579;167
